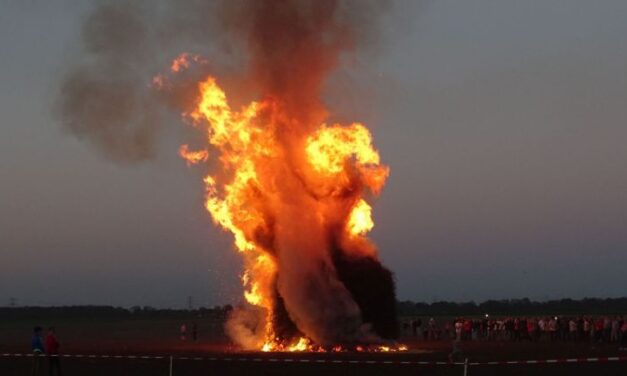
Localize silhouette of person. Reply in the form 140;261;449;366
31;326;45;375
192;322;198;342
45;327;62;376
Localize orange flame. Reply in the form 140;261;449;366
171;52;401;351
179;145;208;166
170;52;206;73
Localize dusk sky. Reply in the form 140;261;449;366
1;0;626;308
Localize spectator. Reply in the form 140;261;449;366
520;318;529;341
569;319;577;342
603;316;612;343
558;317;568;341
594;318;604;343
454;319;463;341
443;320;451;340
611;318;620;343
45;327;62;376
590;319;597;343
512;318;520;341
427;318;436;340
411;318;421;338
471;319;480;340
620;319;627;350
538;318;546;341
548;317;557;342
31;326;45;376
192;322;198;342
402;320;410;336
463;319;472;341
527;318;537;342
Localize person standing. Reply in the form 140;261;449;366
45;327;62;376
31;326;45;376
428;317;436;341
527;318;537;342
583;317;591;341
538;318;546;342
191;322;198;342
569;319;578;342
548;317;557;342
454;319;463;341
611;318;620;343
594;318;604;343
463;319;472;341
620;318;627;350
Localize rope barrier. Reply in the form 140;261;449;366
469;356;627;366
2;352;626;366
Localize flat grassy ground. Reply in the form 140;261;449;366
1;315;625;375
0;315;229;354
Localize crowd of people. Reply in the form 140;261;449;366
403;316;627;348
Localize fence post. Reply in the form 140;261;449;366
463;358;469;376
169;355;173;376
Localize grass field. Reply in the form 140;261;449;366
1;315;626;375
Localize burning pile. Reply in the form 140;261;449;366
170;1;399;351
58;0;400;352
174;70;398;351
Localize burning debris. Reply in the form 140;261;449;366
58;0;401;352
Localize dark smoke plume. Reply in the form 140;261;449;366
57;2;159;162
56;0;388;163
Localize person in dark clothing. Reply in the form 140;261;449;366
620;319;627;350
191;322;198;342
520;319;529;341
45;327;62;376
512;318;520;341
31;326;45;376
411;318;421;337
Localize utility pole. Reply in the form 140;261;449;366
187;296;193;310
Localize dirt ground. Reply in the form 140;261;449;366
1;316;626;375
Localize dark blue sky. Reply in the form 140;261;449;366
1;1;626;307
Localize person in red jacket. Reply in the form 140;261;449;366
45;327;61;376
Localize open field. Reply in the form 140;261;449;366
1;315;626;375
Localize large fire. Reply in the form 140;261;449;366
152;0;402;353
170;54;400;352
58;0;403;352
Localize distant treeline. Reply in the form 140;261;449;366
0;305;233;320
3;298;627;320
397;298;627;317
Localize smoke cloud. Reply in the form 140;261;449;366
57;2;159;162
56;0;388;163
